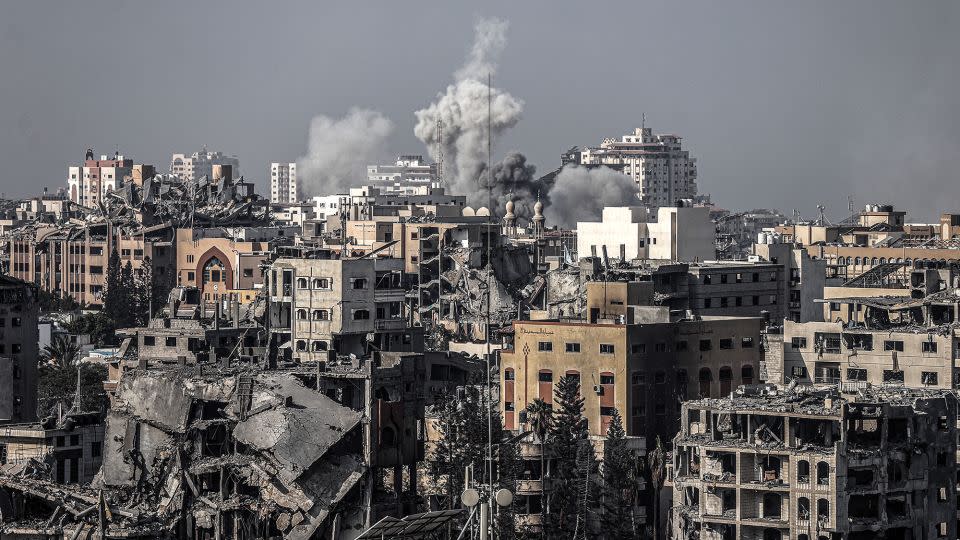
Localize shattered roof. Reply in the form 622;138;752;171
233;374;362;484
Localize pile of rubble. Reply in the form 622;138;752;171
1;369;370;539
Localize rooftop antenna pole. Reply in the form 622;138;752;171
642;112;646;130
485;71;495;537
436;118;444;188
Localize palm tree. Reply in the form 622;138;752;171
524;398;552;537
41;336;80;370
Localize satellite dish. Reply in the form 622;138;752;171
461;488;480;508
494;489;514;508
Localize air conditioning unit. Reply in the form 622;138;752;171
593;385;603;395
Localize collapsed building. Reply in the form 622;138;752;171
0;351;434;538
672;384;958;540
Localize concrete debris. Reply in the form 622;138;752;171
0;369;369;538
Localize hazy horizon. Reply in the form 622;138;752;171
1;1;958;221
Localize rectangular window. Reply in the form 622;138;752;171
741;337;754;348
600;406;616;416
883;340;904;352
599;344;615;354
923;341;938;353
538;372;553;382
703;297;712;309
504;370;515;381
719;338;734;350
144;336;156;346
720;274;728;284
537;341;553;352
846;368;867;381
790;365;808;378
631;372;646;385
699;339;712;351
655;342;667;353
791;337;807;349
752;295;760;306
565;342;580;353
922;372;939;386
675;340;688;351
89;265;103;275
752;272;760;282
165;337;177;347
243;268;254;277
883;370;904;383
599;374;615;385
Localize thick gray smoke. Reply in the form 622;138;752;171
414;17;524;208
546;165;639;229
296;108;394;197
480;152;553;225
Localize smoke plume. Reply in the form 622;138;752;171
480;152;553;225
414;17;524;209
546;165;639;228
296;108;394;197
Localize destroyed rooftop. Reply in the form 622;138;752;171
685;384;954;417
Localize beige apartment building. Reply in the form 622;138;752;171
266;257;417;361
7;226;173;308
500;304;763;445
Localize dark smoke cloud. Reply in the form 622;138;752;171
479;152;552;224
545;165;639;229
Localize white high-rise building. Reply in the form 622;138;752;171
571;127;698;208
366;155;438;194
270;162;298;203
169;147;240;182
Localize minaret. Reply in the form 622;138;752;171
532;194;545;239
502;199;517;237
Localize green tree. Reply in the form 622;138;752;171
41;336;81;370
548;375;595;536
102;246;123;322
37;363;108;416
67;313;117;347
430;386;494;510
601;409;635;539
524;398;552;537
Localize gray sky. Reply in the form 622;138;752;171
1;1;958;220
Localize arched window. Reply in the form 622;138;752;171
677;369;688;398
817;499;829;522
295;340;306;351
879;257;886;264
313;309;329;320
352;309;370;320
741;365;754;385
797;460;810;483
719;366;733;395
798;496;811;520
311;341;327;351
871;257;878;265
312;278;329;289
565;370;581;385
297;277;308;289
296;309;307;320
854;257;861;265
202;256;227;284
817;462;830;485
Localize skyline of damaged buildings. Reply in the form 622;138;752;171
2;129;960;539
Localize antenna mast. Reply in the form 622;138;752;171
484;72;495;534
436;118;444;188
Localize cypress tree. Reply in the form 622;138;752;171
548;375;594;536
102;246;122;321
601;409;635;539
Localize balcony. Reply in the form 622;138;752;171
375;318;407;331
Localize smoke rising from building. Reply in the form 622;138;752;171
296;108;394;197
413;18;524;210
480;152;552;225
545;165;639;228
